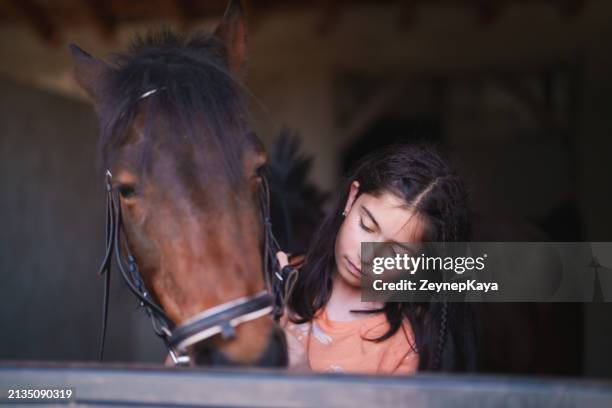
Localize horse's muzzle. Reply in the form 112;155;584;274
193;324;288;368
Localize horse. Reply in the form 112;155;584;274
266;130;328;254
70;0;289;367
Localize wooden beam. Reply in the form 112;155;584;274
82;0;117;42
3;362;612;407
9;0;60;46
164;0;191;29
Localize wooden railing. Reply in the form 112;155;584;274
1;362;611;407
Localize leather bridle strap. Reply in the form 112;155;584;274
259;173;298;322
169;291;273;353
97;170;176;361
97;171;114;361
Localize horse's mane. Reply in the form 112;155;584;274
267;130;329;253
97;29;248;181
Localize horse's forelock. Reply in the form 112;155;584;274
97;30;249;186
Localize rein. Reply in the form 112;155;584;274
96;88;298;365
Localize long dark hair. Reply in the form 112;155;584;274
287;143;477;372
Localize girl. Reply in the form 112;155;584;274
278;144;476;374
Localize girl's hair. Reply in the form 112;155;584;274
287;143;477;372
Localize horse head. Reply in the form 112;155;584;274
71;0;287;367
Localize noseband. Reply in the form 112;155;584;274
96;89;298;365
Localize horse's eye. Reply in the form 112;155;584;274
118;184;137;198
256;164;267;177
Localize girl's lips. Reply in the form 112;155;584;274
346;258;362;277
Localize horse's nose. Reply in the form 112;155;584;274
253;324;288;367
194;324;287;367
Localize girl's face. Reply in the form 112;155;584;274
334;181;428;288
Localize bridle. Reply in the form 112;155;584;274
96;89;298;365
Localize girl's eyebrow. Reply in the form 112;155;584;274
361;205;379;228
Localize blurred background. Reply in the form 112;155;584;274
1;0;612;378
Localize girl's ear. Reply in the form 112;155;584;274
344;181;360;215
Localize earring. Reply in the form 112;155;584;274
342;210;347;217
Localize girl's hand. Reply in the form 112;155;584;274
284;326;310;371
276;251;310;371
276;251;289;269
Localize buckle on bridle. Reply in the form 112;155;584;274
168;291;274;353
168;349;190;366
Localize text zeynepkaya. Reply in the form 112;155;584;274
369;253;499;293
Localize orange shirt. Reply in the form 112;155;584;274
284;308;419;375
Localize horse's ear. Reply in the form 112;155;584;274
69;44;110;103
214;0;248;80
